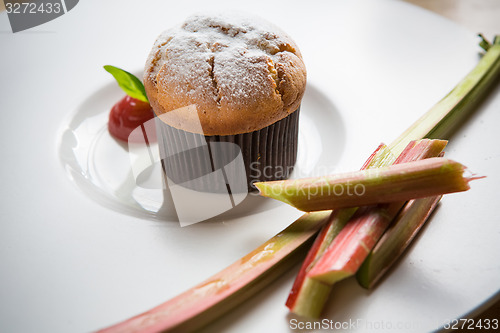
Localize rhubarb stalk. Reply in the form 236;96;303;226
356;195;442;289
286;144;395;317
350;34;500;292
255;157;472;212
285;35;500;318
98;211;331;333
286;139;447;316
305;140;450;285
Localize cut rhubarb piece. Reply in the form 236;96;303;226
348;34;500;296
286;143;396;317
308;203;403;284
286;139;444;317
290;35;500;313
293;139;448;310
285;209;356;318
255;157;473;212
297;35;500;308
97;211;331;333
305;141;451;285
356;195;442;289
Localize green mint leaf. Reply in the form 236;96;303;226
103;65;149;103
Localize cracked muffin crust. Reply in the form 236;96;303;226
144;13;306;136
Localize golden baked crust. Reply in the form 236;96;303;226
144;13;306;136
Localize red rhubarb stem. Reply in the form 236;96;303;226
356;195;442;289
97;211;331;332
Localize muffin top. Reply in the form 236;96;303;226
144;13;306;136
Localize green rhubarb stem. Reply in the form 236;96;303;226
356;195;442;289
256;157;472;212
97;211;331;333
389;35;500;156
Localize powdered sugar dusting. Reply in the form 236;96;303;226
145;12;301;108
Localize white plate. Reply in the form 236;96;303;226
59;81;345;223
1;0;499;332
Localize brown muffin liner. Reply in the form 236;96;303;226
155;107;300;193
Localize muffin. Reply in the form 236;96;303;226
144;13;306;192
